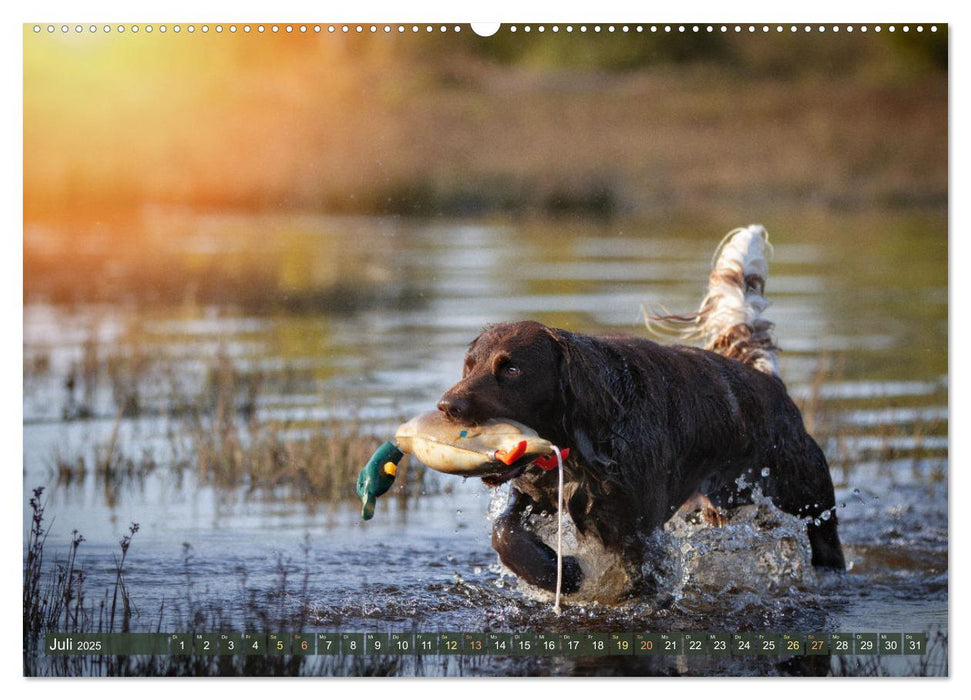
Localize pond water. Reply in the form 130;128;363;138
22;209;948;676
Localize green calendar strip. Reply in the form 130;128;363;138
42;632;929;656
44;633;169;655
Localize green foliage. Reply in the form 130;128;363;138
456;28;730;72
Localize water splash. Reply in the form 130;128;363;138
490;496;818;615
518;511;633;606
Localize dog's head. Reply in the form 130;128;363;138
437;321;563;432
439;321;640;541
437;320;624;467
438;320;582;489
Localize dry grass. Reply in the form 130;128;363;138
48;345;432;508
24;490;435;676
24;487;140;676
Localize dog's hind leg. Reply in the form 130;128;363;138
762;440;846;570
491;489;584;594
806;513;845;570
701;444;845;570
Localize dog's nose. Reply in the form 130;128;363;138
437;395;470;421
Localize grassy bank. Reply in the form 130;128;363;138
25;27;946;221
24;27;947;313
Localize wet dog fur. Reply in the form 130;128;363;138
437;229;844;596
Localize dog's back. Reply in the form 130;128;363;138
448;226;844;603
646;226;845;570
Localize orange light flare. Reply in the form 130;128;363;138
24;26;379;221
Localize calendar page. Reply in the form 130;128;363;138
21;16;949;679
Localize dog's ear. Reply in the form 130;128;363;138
543;328;622;474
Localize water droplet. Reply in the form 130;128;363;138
456;509;463;516
820;510;831;520
760;467;771;478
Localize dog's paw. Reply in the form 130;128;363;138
560;555;584;594
697;505;728;527
680;494;729;527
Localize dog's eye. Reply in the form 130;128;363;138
493;356;520;379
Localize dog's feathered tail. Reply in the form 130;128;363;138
645;225;780;376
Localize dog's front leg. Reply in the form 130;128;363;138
491;488;583;594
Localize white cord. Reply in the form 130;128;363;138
552;445;564;615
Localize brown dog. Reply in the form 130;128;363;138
437;227;844;596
